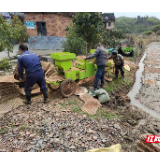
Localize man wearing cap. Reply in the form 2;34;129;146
86;44;107;91
109;50;125;80
18;44;48;104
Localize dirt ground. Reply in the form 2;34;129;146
0;45;160;152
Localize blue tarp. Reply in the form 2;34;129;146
106;48;114;55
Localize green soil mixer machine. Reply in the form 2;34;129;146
47;52;97;97
0;50;114;103
2;48;114;101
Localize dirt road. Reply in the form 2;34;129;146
0;43;62;60
0;44;19;60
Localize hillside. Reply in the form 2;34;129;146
115;16;160;34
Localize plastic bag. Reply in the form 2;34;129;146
94;88;107;95
86;144;121;152
89;89;110;103
89;90;97;97
98;93;110;103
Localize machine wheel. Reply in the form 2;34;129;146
60;79;76;98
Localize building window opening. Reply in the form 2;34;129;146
108;22;111;27
37;22;47;36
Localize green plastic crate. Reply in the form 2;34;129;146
86;62;97;78
90;49;96;54
50;52;76;61
50;52;76;71
79;70;86;80
74;58;86;69
64;69;79;80
55;60;72;71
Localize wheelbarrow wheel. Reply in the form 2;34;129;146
60;79;76;98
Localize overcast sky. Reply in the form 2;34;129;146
114;12;160;19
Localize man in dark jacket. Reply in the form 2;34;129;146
110;50;125;80
18;44;48;104
86;44;107;91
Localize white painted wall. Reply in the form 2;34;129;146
106;21;115;29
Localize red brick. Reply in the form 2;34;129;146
145;80;154;85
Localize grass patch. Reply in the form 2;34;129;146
0;128;7;134
123;78;132;88
101;110;116;120
85;108;117;120
117;78;123;85
105;85;116;93
11;122;14;129
123;68;129;73
68;100;78;106
72;106;81;112
115;111;119;115
19;125;27;131
60;102;66;108
105;78;123;93
128;71;133;77
104;66;133;93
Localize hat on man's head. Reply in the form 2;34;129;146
96;43;101;47
112;50;117;55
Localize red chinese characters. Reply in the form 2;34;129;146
145;135;160;143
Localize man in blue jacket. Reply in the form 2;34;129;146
86;44;107;91
18;44;48;104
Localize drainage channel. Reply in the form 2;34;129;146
127;52;160;120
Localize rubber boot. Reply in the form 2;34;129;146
42;90;48;103
114;74;118;80
114;71;118;80
100;85;104;89
122;73;125;79
24;91;31;104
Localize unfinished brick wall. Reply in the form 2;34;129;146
24;13;72;37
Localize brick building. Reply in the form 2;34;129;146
24;12;75;38
22;12;115;50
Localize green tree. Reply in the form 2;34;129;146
143;30;153;35
152;24;160;33
72;12;104;54
115;16;160;34
102;29;125;48
11;15;29;43
0;14;23;57
63;25;86;55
